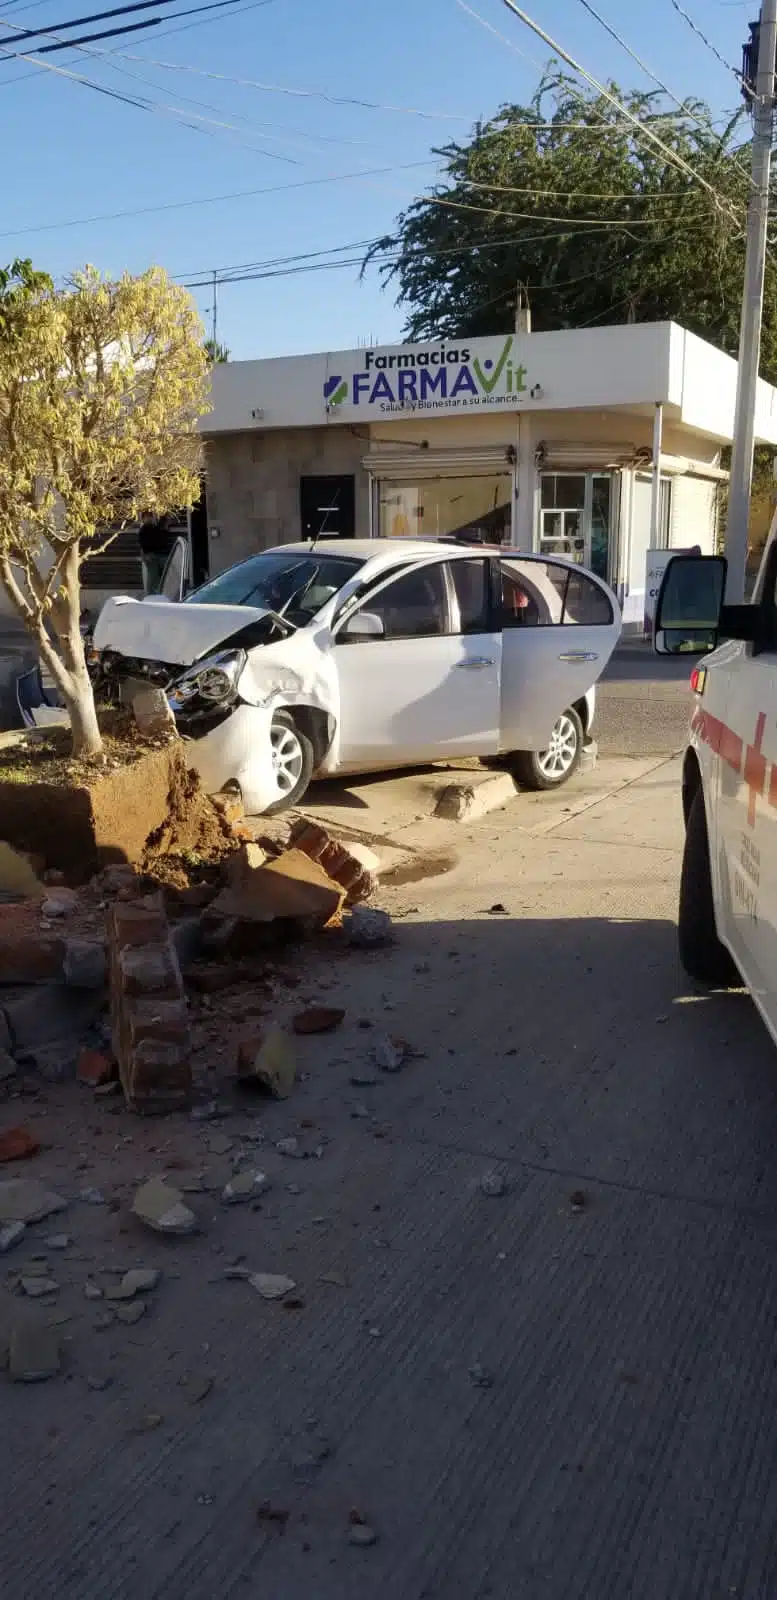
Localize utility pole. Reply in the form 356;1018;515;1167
725;0;777;601
515;283;531;334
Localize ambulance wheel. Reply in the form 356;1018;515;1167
265;712;314;815
679;790;738;985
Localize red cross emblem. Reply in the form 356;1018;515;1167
744;712;767;827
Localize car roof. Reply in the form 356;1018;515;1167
263;538;607;584
264;538;461;561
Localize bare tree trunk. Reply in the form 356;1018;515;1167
61;667;103;759
48;542;104;758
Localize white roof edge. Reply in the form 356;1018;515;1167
203;322;777;446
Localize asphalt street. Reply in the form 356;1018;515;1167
596;639;693;757
4;754;777;1599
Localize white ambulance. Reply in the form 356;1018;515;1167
654;538;777;1040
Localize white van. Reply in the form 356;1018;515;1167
654;531;777;1042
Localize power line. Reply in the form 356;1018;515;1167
668;0;749;90
1;18;164;54
570;0;756;196
0;158;439;239
499;0;744;223
573;0;747;115
0;0;171;43
0;0;274;82
99;48;474;121
4;47;305;158
176;217;695;292
460;178;724;202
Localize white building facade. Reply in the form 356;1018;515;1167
84;321;777;629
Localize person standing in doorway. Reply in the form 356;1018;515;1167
138;512;177;595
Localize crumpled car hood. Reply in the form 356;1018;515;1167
94;596;272;667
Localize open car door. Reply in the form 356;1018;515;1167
496;556;621;750
156;535;190;602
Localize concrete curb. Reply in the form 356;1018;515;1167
433;772;518;822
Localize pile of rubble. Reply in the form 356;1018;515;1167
0;778;387;1119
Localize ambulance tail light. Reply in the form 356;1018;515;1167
690;667;707;696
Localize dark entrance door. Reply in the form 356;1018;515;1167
299;474;355;539
189;478;210;587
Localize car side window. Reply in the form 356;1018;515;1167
496;559;612;627
447;559;491;634
346;563;448;641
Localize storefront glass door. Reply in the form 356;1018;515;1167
538;472;615;581
377;474;512;543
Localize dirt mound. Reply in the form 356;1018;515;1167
141;750;240;890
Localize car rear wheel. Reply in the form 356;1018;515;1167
510;707;583;791
679;790;738;985
264;711;314;815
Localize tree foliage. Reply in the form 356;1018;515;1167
204;338;230;363
367;72;777;380
0;262;209;756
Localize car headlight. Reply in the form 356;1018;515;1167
170;648;246;708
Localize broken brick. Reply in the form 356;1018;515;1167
119;944;181;998
210;848;346;930
0;914;65;984
288;820;376;905
110;895;168;951
0;1127;40;1163
77;1050;117;1089
293;1007;345;1036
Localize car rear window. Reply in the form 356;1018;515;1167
498;559;613;626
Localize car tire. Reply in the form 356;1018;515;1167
678;790;738;985
510;706;584;791
264;711;314;815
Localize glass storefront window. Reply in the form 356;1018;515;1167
538;473;587;563
540;475;586;511
537;471;616;577
378;474;512;544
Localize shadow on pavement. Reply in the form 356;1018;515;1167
4;911;777;1600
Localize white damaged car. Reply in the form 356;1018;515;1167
93;538;621;815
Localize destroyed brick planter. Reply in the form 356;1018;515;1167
0;744;185;883
109;893;192;1114
288;820;377;904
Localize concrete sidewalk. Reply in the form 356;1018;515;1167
4;755;777;1599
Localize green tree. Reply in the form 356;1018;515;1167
0;262;210;757
204;338;230;363
367;72;777;378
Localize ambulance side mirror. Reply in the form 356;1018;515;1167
654;555;727;656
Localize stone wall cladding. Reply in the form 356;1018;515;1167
108;893;192;1114
205;426;370;573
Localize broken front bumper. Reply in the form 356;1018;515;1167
177;702;281;816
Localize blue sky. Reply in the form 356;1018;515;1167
0;0;752;357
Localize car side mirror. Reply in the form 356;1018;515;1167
654;555;727;655
339;610;385;641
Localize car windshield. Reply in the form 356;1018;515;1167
185;552;364;624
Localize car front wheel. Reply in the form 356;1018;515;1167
678;790;738;985
510;707;583;791
264;711;314;815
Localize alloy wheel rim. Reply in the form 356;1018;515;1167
537;713;578;779
270;725;304;794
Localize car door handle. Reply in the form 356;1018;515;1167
455;657;494;669
558;651;599;663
